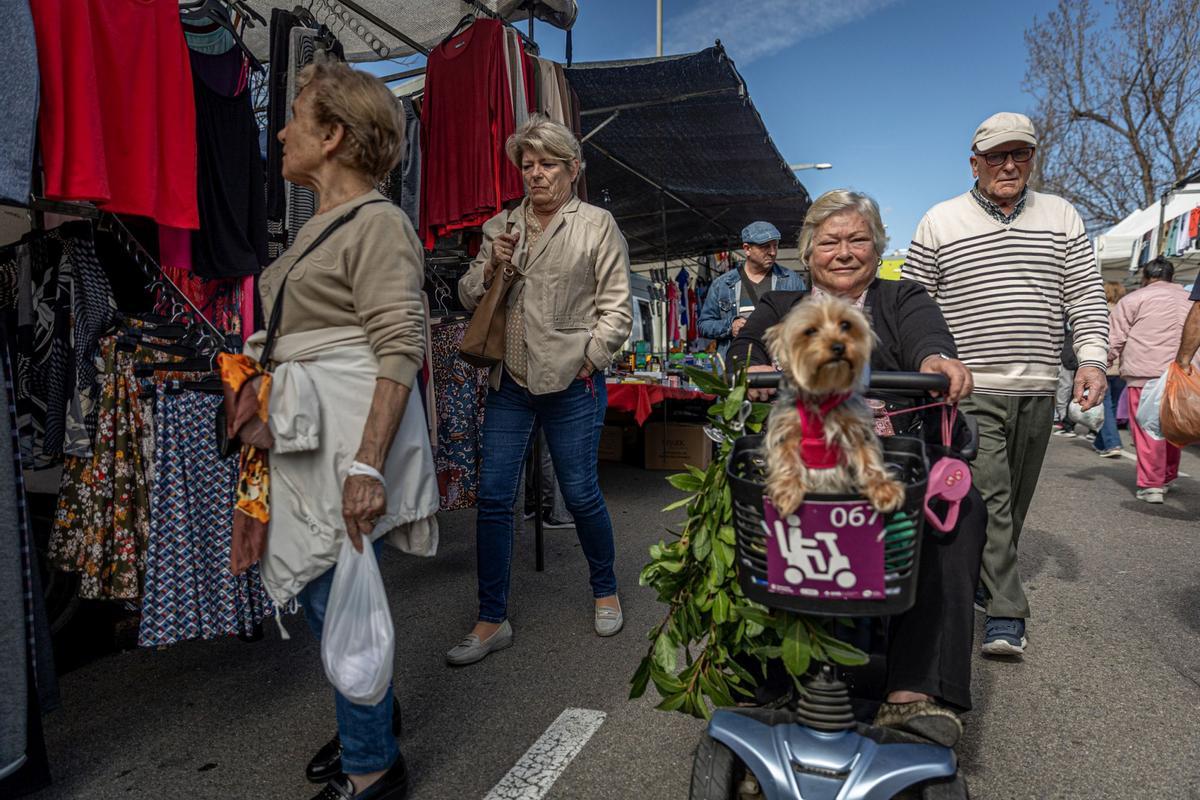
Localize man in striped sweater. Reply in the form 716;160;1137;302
903;112;1108;657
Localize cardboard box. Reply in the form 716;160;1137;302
598;425;624;462
644;422;713;471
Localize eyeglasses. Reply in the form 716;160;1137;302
977;147;1035;167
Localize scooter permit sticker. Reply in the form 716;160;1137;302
762;498;886;600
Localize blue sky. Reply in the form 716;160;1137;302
368;0;1055;250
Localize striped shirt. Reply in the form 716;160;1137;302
903;190;1108;396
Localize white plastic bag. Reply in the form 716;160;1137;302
1067;399;1105;432
1135;372;1167;441
321;537;394;706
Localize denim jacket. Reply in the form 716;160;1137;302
698;265;805;357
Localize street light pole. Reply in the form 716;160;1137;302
789;163;833;171
656;0;663;57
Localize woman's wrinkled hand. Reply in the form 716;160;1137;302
342;474;386;553
486;231;521;286
577;358;595;380
919;355;974;404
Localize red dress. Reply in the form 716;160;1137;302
419;19;522;247
30;0;199;229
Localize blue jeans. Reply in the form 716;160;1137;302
476;372;617;623
297;538;398;775
1093;376;1126;452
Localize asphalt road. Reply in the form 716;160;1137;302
28;432;1200;799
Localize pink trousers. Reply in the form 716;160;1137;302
1127;386;1181;489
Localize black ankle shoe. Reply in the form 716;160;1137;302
306;699;403;784
310;752;408;800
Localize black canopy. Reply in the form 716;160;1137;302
566;45;811;264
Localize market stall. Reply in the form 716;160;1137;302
1094;170;1200;283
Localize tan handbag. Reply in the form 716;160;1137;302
459;221;520;368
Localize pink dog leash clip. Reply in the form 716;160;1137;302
924;405;971;534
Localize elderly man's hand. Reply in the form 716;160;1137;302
747;364;778;402
342;474;386;553
919;354;974;404
1073;365;1107;411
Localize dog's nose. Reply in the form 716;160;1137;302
830;342;846;356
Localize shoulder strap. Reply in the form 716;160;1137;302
260;199;389;366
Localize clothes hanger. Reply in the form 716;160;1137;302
180;0;266;73
440;14;476;46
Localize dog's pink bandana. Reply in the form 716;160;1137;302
795;394;851;468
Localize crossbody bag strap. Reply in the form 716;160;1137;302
259;199;390;367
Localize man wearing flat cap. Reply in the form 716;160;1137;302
904;112;1108;658
699;220;805;358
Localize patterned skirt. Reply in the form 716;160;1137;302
138;388;272;647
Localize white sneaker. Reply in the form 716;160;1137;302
1136;488;1165;504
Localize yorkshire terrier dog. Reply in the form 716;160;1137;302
763;295;906;516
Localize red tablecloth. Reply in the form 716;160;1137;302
606;383;715;426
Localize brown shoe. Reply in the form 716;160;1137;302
873;700;963;747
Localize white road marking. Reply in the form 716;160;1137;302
483;708;607;800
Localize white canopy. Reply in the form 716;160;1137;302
239;0;577;62
1093;183;1200;284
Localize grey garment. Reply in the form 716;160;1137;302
1054;366;1075;422
398;97;421;229
525;431;572;523
959;393;1054;619
0;352;27;779
0;0;38;205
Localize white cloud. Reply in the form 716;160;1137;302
665;0;901;64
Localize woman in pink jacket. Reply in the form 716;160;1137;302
1109;257;1196;503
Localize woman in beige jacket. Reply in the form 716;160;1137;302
448;116;633;666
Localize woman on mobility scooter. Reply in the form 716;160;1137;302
728;190;986;747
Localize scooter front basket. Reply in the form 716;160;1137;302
726;434;928;617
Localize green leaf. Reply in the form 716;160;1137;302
733;605;772;626
629;657;652;699
727;657;758;687
781;619;812;677
815;628;869;666
667;473;703;492
691;524;712;561
685;366;729;396
656;692;687;712
649;665;685;696
712;589;731;625
723;385;747;419
716;538;736;569
744;620;765;638
662;495;694;512
699;669;736;707
750;645;783;659
716;524;737;545
653;630;678;673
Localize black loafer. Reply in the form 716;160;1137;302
310;752;408;800
306;698;403;784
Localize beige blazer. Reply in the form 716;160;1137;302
458;195;634;395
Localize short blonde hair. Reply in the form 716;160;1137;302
505;115;584;171
797;190;889;266
1104;280;1127;305
296;55;404;181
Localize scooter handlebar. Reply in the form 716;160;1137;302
744;370;950;396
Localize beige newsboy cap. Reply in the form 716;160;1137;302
971;112;1038;152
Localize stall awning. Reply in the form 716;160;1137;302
242;0;576;62
566;46;810;265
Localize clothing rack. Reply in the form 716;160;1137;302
467;0;540;54
27;198;229;345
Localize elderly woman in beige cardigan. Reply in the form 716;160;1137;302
448;115;633;666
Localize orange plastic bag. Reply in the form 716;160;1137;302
1160;362;1200;447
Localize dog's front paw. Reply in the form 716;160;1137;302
865;478;905;513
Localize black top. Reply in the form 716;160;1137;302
728;278;957;374
191;55;268;279
739;268;766;313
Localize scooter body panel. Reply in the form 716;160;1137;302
707;708;957;800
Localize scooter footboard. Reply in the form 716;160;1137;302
707;708;957;800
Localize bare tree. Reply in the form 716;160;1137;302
1025;0;1200;232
